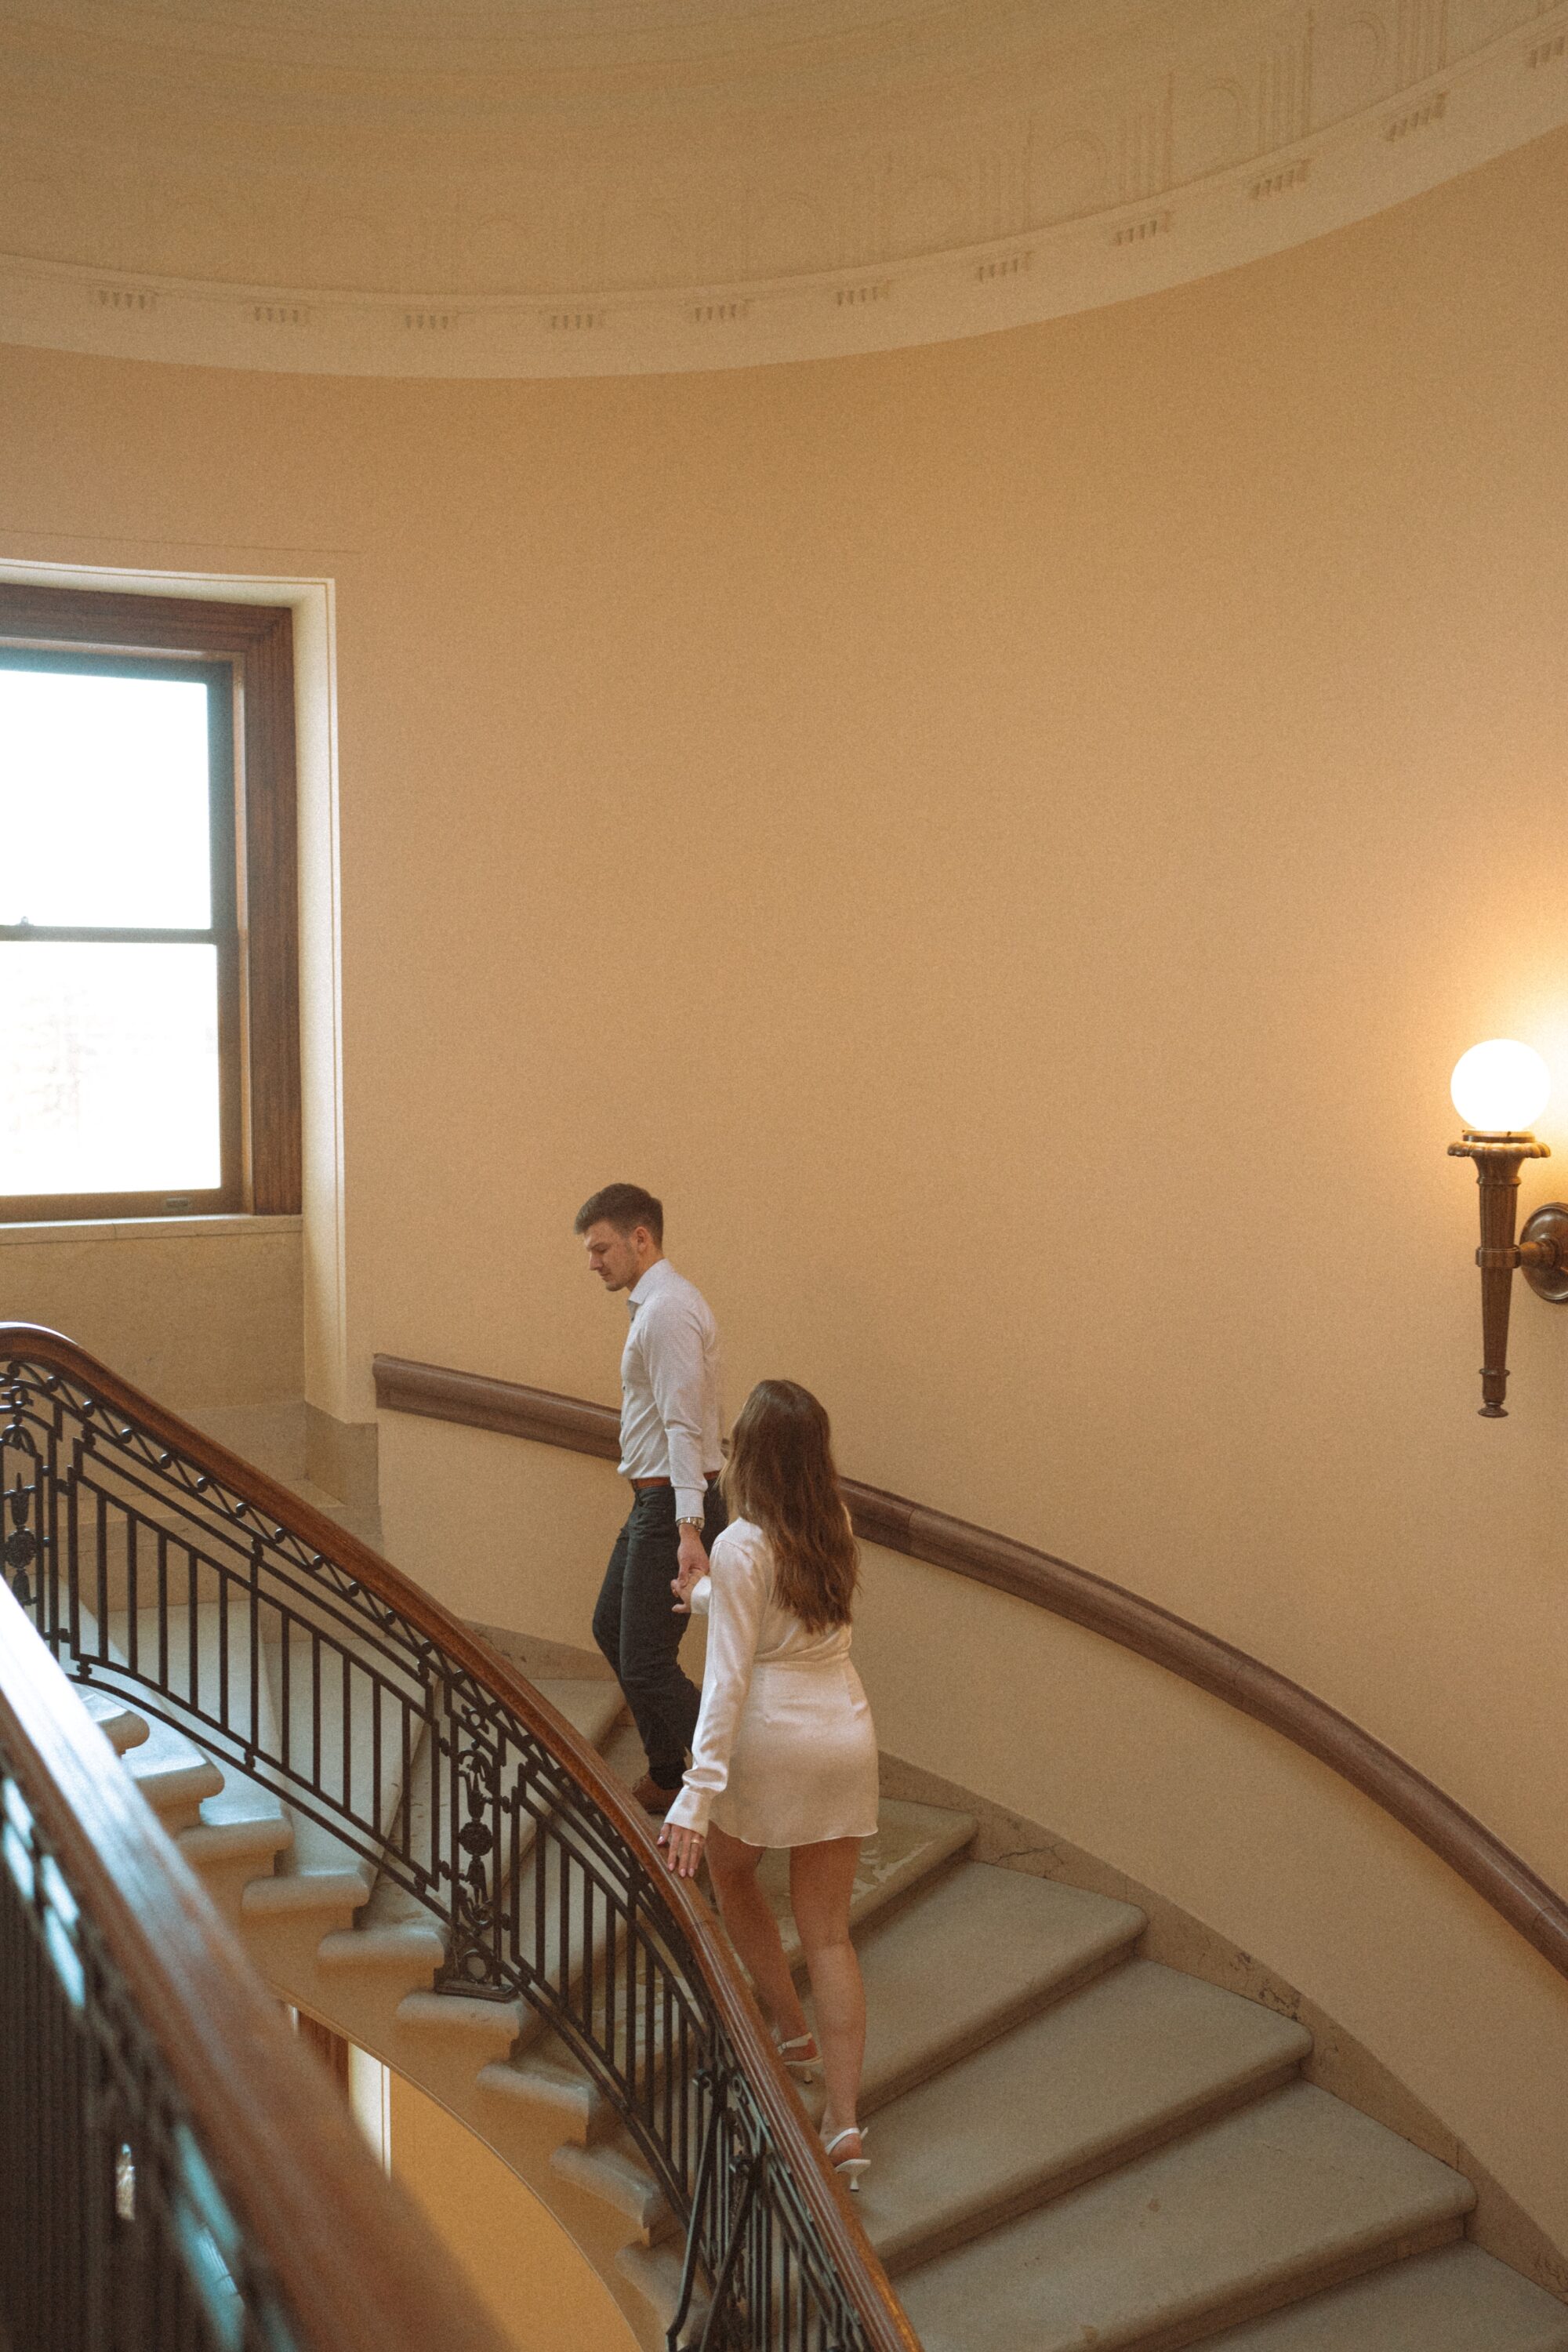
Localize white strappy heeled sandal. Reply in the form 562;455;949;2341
822;2125;870;2193
775;2031;820;2083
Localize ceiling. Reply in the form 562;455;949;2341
0;0;1563;373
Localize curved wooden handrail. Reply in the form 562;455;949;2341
372;1352;1568;1988
0;1574;506;2352
0;1325;918;2352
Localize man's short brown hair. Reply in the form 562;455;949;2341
574;1183;664;1244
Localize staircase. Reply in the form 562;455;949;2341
85;1636;1568;2352
6;1326;1565;2352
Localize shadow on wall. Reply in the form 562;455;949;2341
388;2067;637;2352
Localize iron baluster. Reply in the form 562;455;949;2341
666;2062;728;2352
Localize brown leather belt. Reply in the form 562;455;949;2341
630;1472;721;1491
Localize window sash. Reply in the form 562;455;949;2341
0;590;299;1222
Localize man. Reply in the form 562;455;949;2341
575;1182;726;1815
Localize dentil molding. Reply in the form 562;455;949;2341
0;0;1564;376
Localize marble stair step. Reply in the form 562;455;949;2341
108;1604;288;1842
614;2242;699;2339
363;1675;626;1937
1203;2241;1568;2350
263;1609;424;1889
383;1681;636;2040
77;1686;150;1755
853;1860;1146;2112
535;1677;626;1753
861;1958;1311;2273
897;2079;1475;2352
117;1712;225;1830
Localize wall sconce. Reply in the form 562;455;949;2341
1448;1040;1568;1415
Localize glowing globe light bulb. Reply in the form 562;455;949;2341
1450;1040;1551;1134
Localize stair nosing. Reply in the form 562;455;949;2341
896;2083;1477;2352
862;1932;1146;2118
880;2050;1309;2277
1109;2216;1471;2352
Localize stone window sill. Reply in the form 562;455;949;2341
0;1214;303;1248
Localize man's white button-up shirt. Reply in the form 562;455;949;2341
619;1259;724;1520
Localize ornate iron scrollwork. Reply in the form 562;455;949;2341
445;1717;506;1993
4;1461;42;1610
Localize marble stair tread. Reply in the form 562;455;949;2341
862;1958;1312;2272
599;1719;655;1791
854;1860;1146;2110
1203;2242;1568;2350
534;1677;627;1750
117;1711;225;1821
373;1675;625;1929
761;1799;978;1962
615;2242;695;2336
269;1798;374;1895
352;1675;634;2023
109;1601;262;1749
77;1686;150;1755
357;1678;625;1936
108;1603;286;1831
896;2080;1474;2352
262;1613;416;1849
260;1604;433;1891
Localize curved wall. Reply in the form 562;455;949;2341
2;125;1566;2219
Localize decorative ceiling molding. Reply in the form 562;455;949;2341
0;0;1563;377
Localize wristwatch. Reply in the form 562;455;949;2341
677;1515;703;1531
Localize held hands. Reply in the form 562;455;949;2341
670;1523;709;1614
658;1821;706;1879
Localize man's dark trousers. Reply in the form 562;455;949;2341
593;1481;728;1790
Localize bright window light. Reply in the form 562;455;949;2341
0;670;212;929
0;660;225;1204
0;943;222;1196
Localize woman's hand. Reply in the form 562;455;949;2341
658;1821;706;1879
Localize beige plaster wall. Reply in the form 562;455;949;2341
388;2070;636;2352
3;125;1568;2233
0;1218;303;1407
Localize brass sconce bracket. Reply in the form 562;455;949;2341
1520;1202;1568;1303
1447;1135;1568;1414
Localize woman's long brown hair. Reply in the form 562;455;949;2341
720;1380;858;1632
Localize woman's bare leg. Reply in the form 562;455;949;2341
705;1824;811;2044
789;1838;865;2141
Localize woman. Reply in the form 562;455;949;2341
658;1379;878;2189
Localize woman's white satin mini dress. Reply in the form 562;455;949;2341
663;1518;879;1849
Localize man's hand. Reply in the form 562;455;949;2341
671;1522;709;1613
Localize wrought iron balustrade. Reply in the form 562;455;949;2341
0;1687;293;2352
0;1325;916;2352
0;1558;506;2352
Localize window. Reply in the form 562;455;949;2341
0;588;299;1221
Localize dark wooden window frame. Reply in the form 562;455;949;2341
0;586;300;1221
